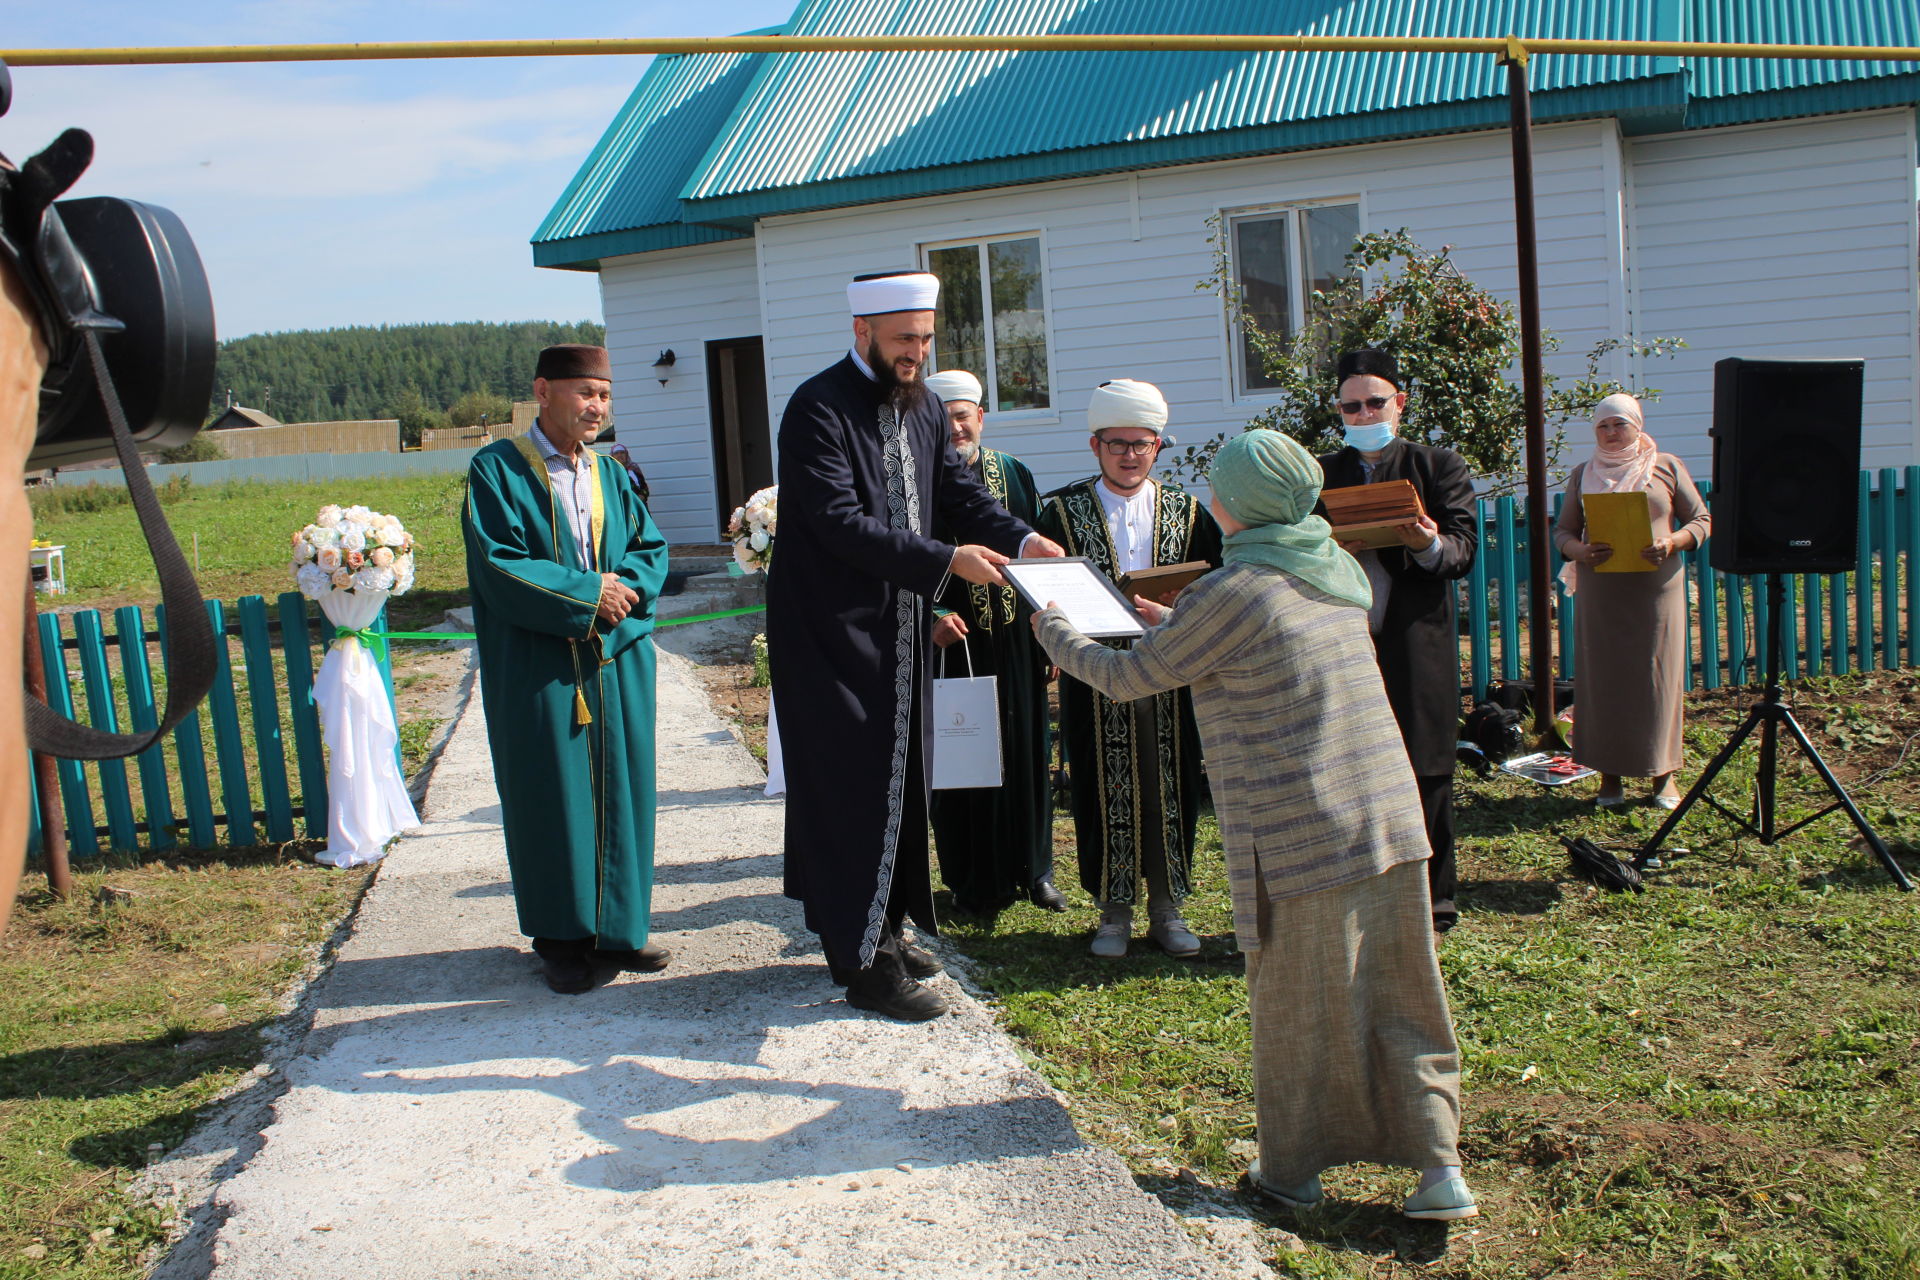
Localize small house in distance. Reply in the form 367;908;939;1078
206;406;282;433
534;1;1920;546
207;409;401;459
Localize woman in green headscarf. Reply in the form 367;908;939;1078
1032;428;1477;1224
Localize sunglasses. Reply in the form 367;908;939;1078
1337;395;1396;415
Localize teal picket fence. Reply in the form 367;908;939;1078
1463;467;1920;700
24;591;396;859
22;469;1916;859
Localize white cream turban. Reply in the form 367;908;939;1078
847;272;939;316
924;370;983;405
1592;391;1645;430
1087;379;1168;434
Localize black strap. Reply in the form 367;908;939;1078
25;329;215;759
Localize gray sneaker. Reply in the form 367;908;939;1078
1147;907;1200;958
1089;903;1132;958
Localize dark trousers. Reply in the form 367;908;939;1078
1416;773;1456;923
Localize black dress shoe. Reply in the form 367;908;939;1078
897;939;942;980
1030;875;1069;913
540;952;594;995
590;944;672;972
845;970;947;1022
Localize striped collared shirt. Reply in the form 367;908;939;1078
530;421;596;571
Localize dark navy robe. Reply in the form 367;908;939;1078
769;356;1031;968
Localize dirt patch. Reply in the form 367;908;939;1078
389;645;470;728
695;663;770;765
1685;668;1920;799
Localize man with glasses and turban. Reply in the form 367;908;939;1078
768;271;1062;1022
1317;348;1478;934
923;368;1067;918
1030;428;1477;1225
1036;379;1221;959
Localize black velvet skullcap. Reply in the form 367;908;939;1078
1335;348;1402;390
535;344;612;382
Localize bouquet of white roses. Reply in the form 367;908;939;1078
726;484;777;575
290;504;417;601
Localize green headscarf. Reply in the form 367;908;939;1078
1208;429;1372;609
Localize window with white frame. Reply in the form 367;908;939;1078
1228;201;1360;394
923;233;1051;412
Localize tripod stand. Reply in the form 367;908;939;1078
1637;573;1914;890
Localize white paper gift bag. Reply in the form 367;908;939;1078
931;642;1002;790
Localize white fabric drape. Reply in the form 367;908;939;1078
311;590;420;867
763;698;786;797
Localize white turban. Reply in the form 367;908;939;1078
847;272;939;317
1087;379;1168;434
924;370;983;405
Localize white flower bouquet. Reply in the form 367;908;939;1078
290;503;417;600
292;503;423;868
726;485;777;575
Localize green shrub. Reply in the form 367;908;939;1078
750;633;771;687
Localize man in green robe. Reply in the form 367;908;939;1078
924;370;1066;917
1037;379;1221;960
462;344;670;994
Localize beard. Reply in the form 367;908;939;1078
865;338;921;413
954;439;981;465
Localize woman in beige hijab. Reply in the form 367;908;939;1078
1552;394;1711;806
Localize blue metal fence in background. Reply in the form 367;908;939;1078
24;468;1916;858
1464;467;1918;700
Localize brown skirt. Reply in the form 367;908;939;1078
1245;860;1461;1188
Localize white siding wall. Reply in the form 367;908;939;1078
753;120;1630;495
597;239;761;543
589;110;1920;534
1629;109;1920;475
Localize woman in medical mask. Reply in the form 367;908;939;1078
1316;349;1479;934
1553;394;1710;808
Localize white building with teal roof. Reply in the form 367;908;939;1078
533;1;1920;545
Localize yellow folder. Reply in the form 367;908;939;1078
1581;491;1655;573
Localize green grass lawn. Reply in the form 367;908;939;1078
29;473;470;620
943;672;1920;1279
0;847;373;1279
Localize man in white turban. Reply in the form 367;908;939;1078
768;272;1063;1021
1036;379;1222;958
923;369;1067;918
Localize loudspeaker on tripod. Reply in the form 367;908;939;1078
1709;357;1863;575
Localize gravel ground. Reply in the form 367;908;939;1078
146;642;1266;1280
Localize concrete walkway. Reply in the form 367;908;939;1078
152;645;1268;1279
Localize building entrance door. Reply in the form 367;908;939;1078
706;336;772;535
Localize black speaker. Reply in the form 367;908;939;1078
1709;357;1863;575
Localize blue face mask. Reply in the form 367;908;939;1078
1343;420;1396;452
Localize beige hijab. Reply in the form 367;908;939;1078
1580;393;1659;494
1562;393;1659;594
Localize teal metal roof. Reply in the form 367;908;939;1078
531;30;780;269
534;1;1920;267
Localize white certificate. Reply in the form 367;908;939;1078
1002;557;1144;639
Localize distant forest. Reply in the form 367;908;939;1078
209;320;607;425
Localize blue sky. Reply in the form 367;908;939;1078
3;2;795;337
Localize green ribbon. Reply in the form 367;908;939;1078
332;625;391;661
337;605;769;656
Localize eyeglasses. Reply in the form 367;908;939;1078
1337;395;1395;415
1098;437;1160;456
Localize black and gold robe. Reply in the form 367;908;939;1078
930;447;1051;911
1036;478;1222;905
